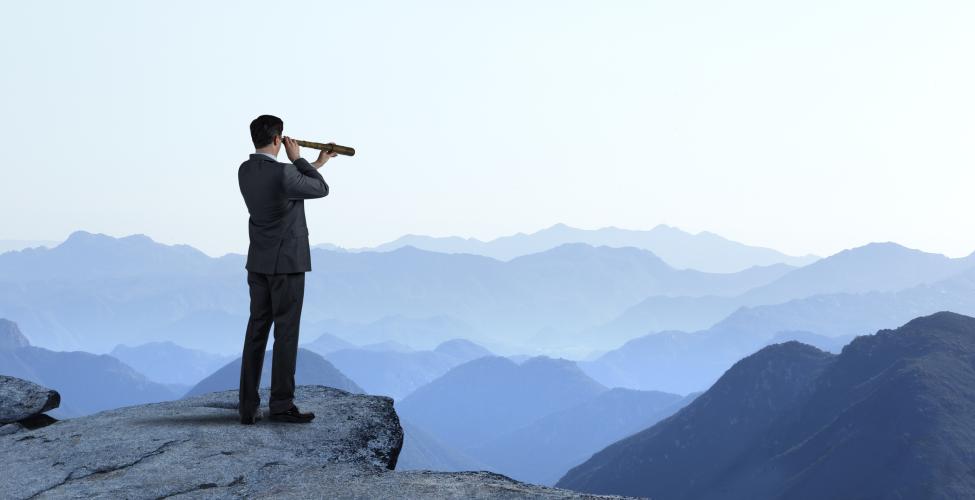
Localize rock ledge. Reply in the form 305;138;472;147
0;385;631;499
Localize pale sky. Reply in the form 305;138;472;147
1;0;973;258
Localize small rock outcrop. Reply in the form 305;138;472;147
0;384;627;499
0;375;60;435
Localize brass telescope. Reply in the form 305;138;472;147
292;139;356;157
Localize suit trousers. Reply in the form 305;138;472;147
239;270;305;414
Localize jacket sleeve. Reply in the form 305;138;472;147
282;158;329;200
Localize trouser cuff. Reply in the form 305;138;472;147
269;400;294;413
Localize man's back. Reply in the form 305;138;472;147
238;116;337;426
238;153;328;274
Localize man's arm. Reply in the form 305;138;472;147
280;136;331;200
282;158;329;199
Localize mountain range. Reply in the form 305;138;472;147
558;312;975;499
397;356;608;450
309;338;493;399
0;239;58;254
0;319;176;418
304;315;483;351
394;354;691;483
0;230;799;354
316;223;818;273
583;242;975;348
5;230;975;396
184;348;363;397
110;341;232;387
581;264;975;394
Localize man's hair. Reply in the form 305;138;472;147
250;114;284;148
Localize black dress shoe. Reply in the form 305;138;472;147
240;408;262;425
269;405;315;423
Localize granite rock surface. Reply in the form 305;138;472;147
0;384;632;499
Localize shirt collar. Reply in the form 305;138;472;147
254;151;277;161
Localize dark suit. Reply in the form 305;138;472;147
237;153;328;414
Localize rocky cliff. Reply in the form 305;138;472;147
0;379;628;499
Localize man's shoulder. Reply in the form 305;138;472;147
240;156;288;171
239;159;287;190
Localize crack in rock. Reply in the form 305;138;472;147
154;475;245;499
27;439;186;499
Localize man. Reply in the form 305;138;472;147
237;114;337;425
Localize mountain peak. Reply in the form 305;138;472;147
0;319;30;350
62;230;103;244
559;313;975;499
519;355;579;370
60;230;156;249
433;338;492;360
541;222;573;232
901;310;973;331
649;223;685;234
842;241;926;258
186;348;363;397
843;310;975;364
708;340;835;411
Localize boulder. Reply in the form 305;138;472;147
0;375;60;423
0;385;624;499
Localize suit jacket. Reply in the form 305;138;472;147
238;153;328;274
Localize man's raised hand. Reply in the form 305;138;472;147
284;136;301;162
312;143;339;169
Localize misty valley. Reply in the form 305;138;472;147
3;224;975;499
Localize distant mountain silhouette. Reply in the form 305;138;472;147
0;230;231;281
319;223;817;273
135;310;248;354
0;231;795;353
110;341;232;386
0;231;246;353
582;295;742;348
0;319;30;350
318;339;493;399
301;332;356;354
472;388;692;486
342;315;481;350
397;356;607;450
0;239;59;254
765;330;854;353
0;320;175;418
433;338;493;360
740;242;975;303
305;316;483;351
184;348;362;397
582;296;868;393
364;340;418;352
559;312;975;499
304;242;787;351
584;242;975;348
583;258;975;394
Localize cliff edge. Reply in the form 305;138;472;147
0;381;628;499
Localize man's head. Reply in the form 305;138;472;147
250;114;284;156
